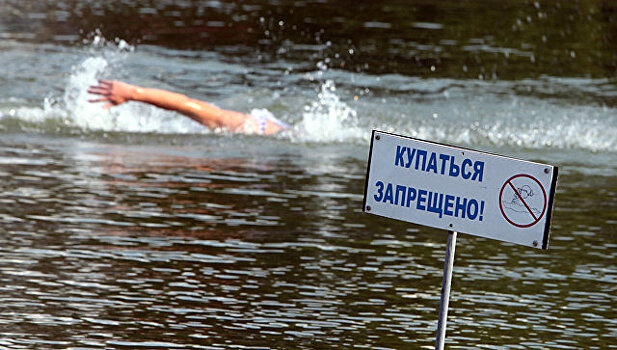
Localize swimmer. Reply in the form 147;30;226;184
88;79;288;135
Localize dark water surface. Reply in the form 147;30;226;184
3;0;617;79
1;1;616;349
0;135;615;349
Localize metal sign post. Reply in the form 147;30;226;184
435;231;457;350
362;130;559;348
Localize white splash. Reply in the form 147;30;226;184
388;96;617;153
3;36;616;155
63;55;110;130
7;33;206;135
63;35;205;134
291;80;364;143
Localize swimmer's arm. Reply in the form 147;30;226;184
88;80;248;131
131;86;249;130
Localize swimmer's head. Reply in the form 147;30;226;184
518;185;533;198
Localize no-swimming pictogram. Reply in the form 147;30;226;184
499;174;547;228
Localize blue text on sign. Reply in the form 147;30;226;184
373;180;485;221
394;145;485;182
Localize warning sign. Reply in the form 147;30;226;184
499;174;547;228
363;130;559;249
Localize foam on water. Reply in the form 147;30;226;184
4;35;207;135
290;80;364;143
1;34;616;155
393;95;617;153
3;38;364;141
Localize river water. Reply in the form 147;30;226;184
0;1;616;349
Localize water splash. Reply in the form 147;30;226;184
368;81;617;153
64;34;206;134
290;80;364;143
60;34;131;128
62;55;110;130
1;35;616;154
3;33;206;135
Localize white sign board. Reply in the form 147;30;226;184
363;130;558;249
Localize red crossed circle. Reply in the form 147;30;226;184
499;174;547;228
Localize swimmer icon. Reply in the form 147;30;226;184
499;174;547;228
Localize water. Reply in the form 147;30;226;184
1;1;616;349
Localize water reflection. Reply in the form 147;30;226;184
0;135;614;348
1;0;616;347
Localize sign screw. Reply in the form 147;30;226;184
533;240;538;247
375;135;380;140
544;168;549;174
366;205;372;211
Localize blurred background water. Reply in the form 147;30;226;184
0;0;616;349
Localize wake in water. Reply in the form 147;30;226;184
1;33;616;153
1;33;362;142
35;35;212;135
1;35;199;135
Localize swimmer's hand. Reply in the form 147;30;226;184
88;80;136;109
